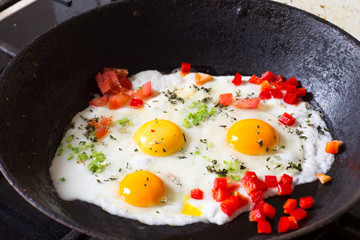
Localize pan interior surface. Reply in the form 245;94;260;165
0;0;359;239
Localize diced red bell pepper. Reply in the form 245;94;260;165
190;188;204;200
271;81;285;90
94;127;108;141
284;77;299;87
243;178;267;194
263;203;276;219
243;171;257;180
278;112;296;126
220;192;248;217
248;75;262;85
286;85;297;94
270;88;283;99
129;98;144;108
249;190;264;203
283;199;297;214
261;80;272;91
232;72;242;86
289;207;307;221
99;117;112;126
249;209;266;222
108;93;130;110
325;140;343;154
280;174;293;185
214;177;228;190
261;71;276;82
134;81;152;99
278;216;290;233
265;175;277;188
212;188;232;202
219;93;233;106
234;97;260;109
295;87;306;97
89;95;109;107
252;200;265;211
299;196;314;209
102;71;120;88
288;216;299;230
278;182;293;195
257;221;272;234
180;62;191;75
259;90;271;99
283;92;299;105
275;75;285;82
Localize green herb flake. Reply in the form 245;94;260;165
60;177;66;182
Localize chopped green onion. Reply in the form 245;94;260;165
118;118;133;127
67;153;73;160
60;177;66;182
194;150;200;155
78;152;89;161
57;148;63;156
66;135;74;143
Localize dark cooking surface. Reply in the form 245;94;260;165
0;0;360;239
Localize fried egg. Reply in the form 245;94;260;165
50;69;334;225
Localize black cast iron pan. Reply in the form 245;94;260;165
0;0;359;239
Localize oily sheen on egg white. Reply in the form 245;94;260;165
50;70;334;225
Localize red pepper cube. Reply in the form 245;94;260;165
259;90;271;99
252;200;265;211
249;190;264;203
280;174;293;185
213;177;228;190
278;182;293;195
286;85;297;94
180;62;191;75
290;207;307;221
261;71;276;82
288;216;299;230
299;196;314;209
243;171;257;180
278;216;290;233
248;74;263;85
190;188;204;200
283;199;297;214
262;203;276;219
232;72;242;86
270;88;283;99
129;98;144;108
265;175;277;188
212;188;232;202
284;77;299;87
249;209;266;222
261;80;272;90
283;92;299;105
278;112;296;126
275;75;285;82
258;221;272;234
295;87;306;97
219;93;233;106
89;95;109;107
243;177;267;194
94;127;108;140
220;192;248;217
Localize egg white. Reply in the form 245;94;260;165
50;70;334;225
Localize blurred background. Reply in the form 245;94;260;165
0;0;359;239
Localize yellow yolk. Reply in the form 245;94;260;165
227;119;278;155
133;119;185;156
119;171;167;207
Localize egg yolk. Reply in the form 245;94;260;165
133;119;185;156
119;171;167;207
227;119;278;155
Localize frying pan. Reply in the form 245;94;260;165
0;0;359;239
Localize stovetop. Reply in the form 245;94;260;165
0;0;359;239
